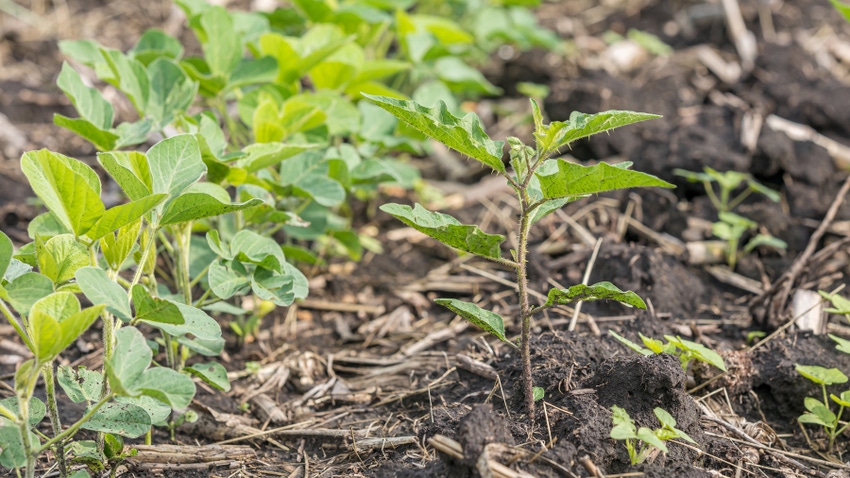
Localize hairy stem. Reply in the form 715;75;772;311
39;394;113;453
516;194;534;417
19;395;35;478
41;363;67;477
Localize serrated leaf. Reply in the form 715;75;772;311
364;95;505;173
797;364;848;386
434;298;507;342
545;282;646;308
76;267;131;322
21;150;106;237
58;365;103;403
135;367;196;409
535;110;659;154
535;160;674;201
609;330;653;356
186;361;231;392
380;203;505;260
81;402;151;438
86;195;166;241
106;327;152;396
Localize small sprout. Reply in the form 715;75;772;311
610;406;696;465
610;331;726;373
796;364;850;452
533;387;545;402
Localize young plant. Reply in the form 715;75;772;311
609;331;727;373
712;212;786;270
796;364;850;452
610;406;696;465
369;94;674;414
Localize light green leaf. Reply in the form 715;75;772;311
21;150;105;237
130;29;184;65
0;231;12;280
534;160;674;201
309;42;364;90
545;282;646;308
147;134;206;201
535;110;660;155
132;285;184;325
797;364;848;386
435;56;501;95
30;293;103;363
609;330;653;356
36;234;89;285
177;336;225;357
3;272;54;316
799;411;831;427
653;407;676;428
832;392;850;408
76;267;131;322
28;212;70;238
238;142;321;173
85;194;166;241
665;336;727;372
434;298;507;342
532;386;544;402
364;95;505;173
135;367;196;409
97;151;152;201
0;397;46;426
81;402;151;438
251;267;296;306
279;151;345;207
830;334;850;355
200;6;242;77
821;291;850;315
56;62;114;130
58;365;103;403
101;220;141;271
636;427;668;453
147;58;197;126
52;115;119;152
831;0;850;24
185;361;231;392
100;48;150;114
610;405;637;439
142;301;221;340
208;260;250;299
0;426;35;469
159;188;263;226
115;395;171;426
106;327;152;396
743;234;787;254
380;203;505;260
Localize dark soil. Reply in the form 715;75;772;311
4;0;850;476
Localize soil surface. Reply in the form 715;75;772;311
4;0;850;477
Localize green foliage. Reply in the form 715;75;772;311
371;93;670;411
796;364;850;452
609;331;726;372
610;406;696;464
674;167;785;269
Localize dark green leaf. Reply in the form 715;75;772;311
534;160;674;201
185;361;231;392
81;402;151;438
434;298;508;343
545;282;646;308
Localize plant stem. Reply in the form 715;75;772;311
175;222;193;305
41;363;67;478
39;394;114;453
516;192;534;416
19;395;35;478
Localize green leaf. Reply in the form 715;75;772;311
535;110;659;155
185;361;231;392
147;58;198;126
830;334;850;355
36;234;89;285
434;298;507;343
147;134;206;201
56;63;113;130
653;407;676;428
832;391;850;408
0;397;46;426
664;336;726;372
101;221;141;271
0;231;12;280
85;194;167;241
130;29;184;65
200;6;242;77
58;365;103;403
238;142;321;173
609;330;653;356
99;48;150;114
435;56;501;96
743;234;787;254
208;260;250;299
52;115;119;152
380;203;505;260
797;364;848;386
544;282;646;308
76;267;131;322
364;95;505;173
159;186;263;226
610;405;637;439
831;0;850;24
115;395;171;426
821;291;850;315
0;426;35;469
279;151;345;207
132;285;184;325
177;336;225;357
30;293;104;363
636;427;668;454
3;272;54;316
799;411;831;427
532;386;544;402
135;367;196;409
106;327;152;396
142;301;221;340
534;160;674;201
97;151;152;201
81;402;151;438
21;150;105;237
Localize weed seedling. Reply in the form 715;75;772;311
796;364;850;452
712;212;786;270
610;331;726;373
368;94;673;414
610;406;696;464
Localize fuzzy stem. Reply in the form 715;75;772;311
516;195;534;417
41;363;67;477
20;396;35;478
39;394;113;453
